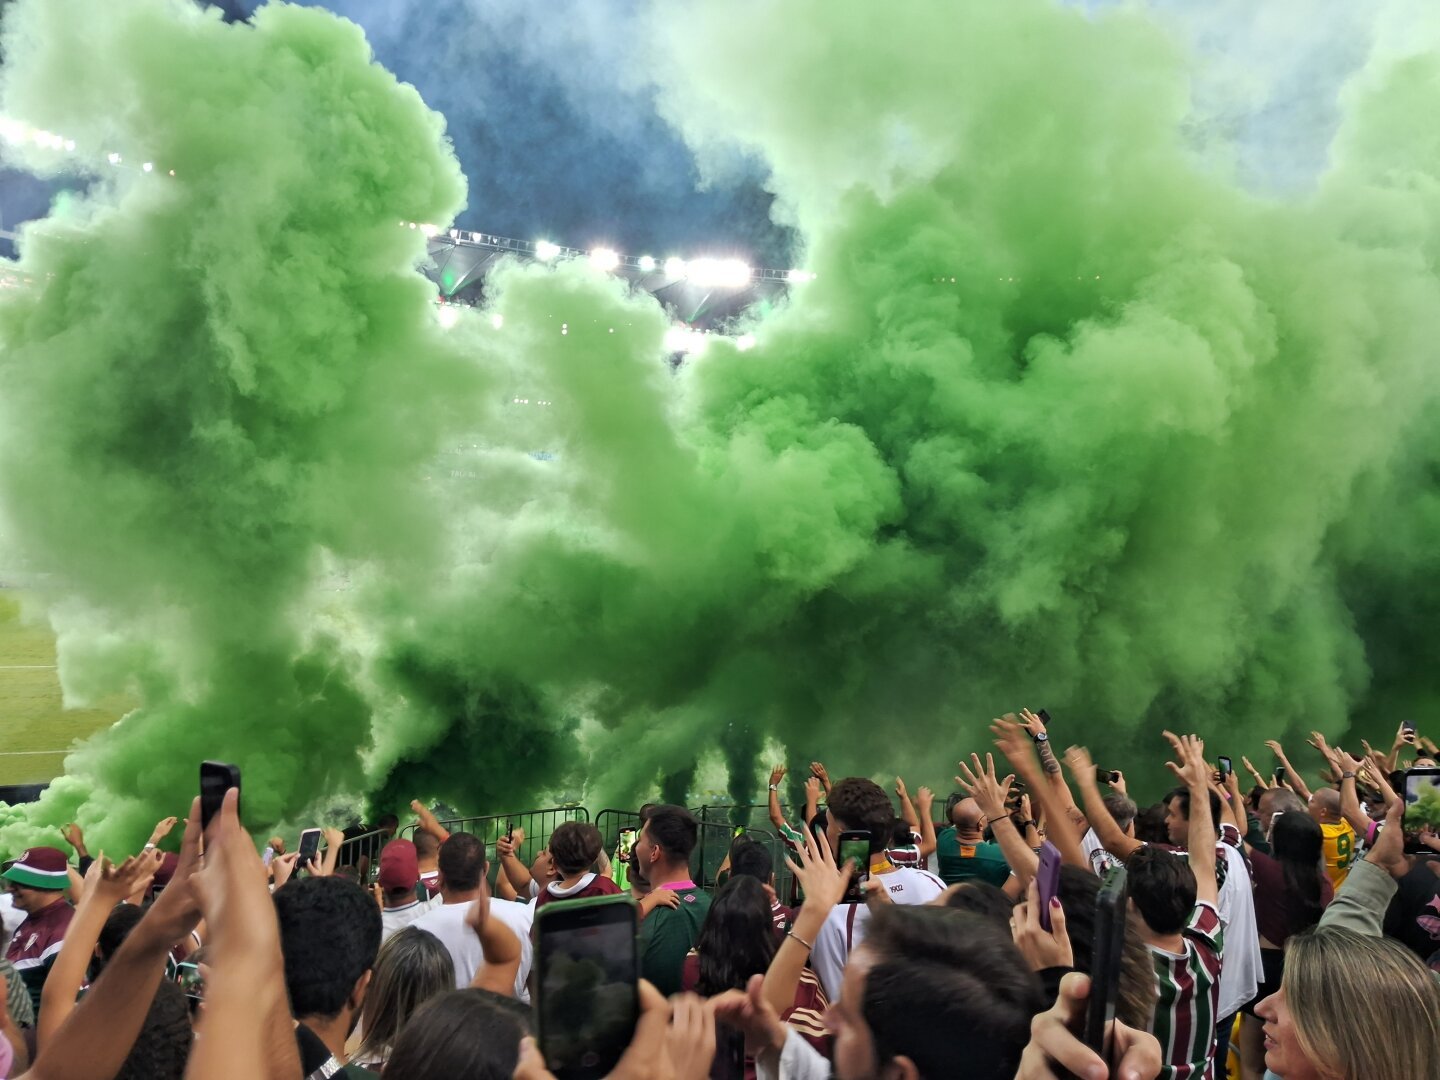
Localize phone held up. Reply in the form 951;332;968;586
1035;840;1062;932
1094;766;1121;785
838;830;871;904
1085;865;1129;1069
1217;756;1233;779
199;761;241;832
534;894;639;1080
296;828;322;867
1273;764;1288;787
1401;765;1440;856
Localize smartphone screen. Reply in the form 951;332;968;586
296;828;322;866
615;828;636;864
1218;756;1233;778
176;960;204;1001
1036;841;1062;931
199;761;241;831
1084;865;1128;1066
839;831;871;904
1274;764;1288;786
1402;767;1440;855
535;895;638;1080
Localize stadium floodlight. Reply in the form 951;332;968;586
535;240;561;261
436;304;459;329
589;247;620;272
491;313;504;330
786;269;816;283
735;333;757;351
421;223;439;237
142;162;154;173
107;152;122;165
687;258;752;289
0;119;27;144
64;139;76;152
664;257;688;279
637;255;656;273
663;326;710;355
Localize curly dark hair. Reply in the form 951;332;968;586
828;777;897;857
274;875;382;1021
114;979;192;1080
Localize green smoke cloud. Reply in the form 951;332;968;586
4;0;1440;848
0;0;482;848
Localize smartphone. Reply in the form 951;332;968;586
506;819;515;842
1094;766;1120;785
1273;764;1288;787
1037;708;1051;724
1036;840;1062;931
296;828;322;867
176;960;204;1001
839;830;871;904
534;894;638;1080
1218;756;1233;778
199;761;241;831
1402;719;1417;742
1084;865;1128;1066
615;827;636;864
1402;766;1440;855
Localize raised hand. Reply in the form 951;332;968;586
60;822;87;855
782;816;853;918
1163;730;1209;790
270;851;300;890
990;714;1033;767
1018;707;1048;737
1107;769;1128;795
894;776;909;800
955;753;1014;821
1012;877;1072;971
1061;744;1094;781
147;816;180;847
768;764;786;788
809;761;831;791
1264;739;1289;761
915;786;934;813
803;775;822;800
1242;755;1272;789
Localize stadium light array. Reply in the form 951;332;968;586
637;255;656;273
535;240;561;261
589;247;620;272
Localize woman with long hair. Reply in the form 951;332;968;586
352;927;455;1070
682;875;829;1075
1238;811;1332;1080
1255;927;1440;1079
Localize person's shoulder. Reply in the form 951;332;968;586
891;867;945;899
1322;820;1355;838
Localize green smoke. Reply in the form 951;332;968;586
4;0;1440;848
0;0;481;849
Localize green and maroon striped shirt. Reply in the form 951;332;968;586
1149;900;1224;1080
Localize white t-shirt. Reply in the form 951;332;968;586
1081;828;1123;875
411;898;534;1002
381;895;441;942
1214;841;1260;1018
0;894;23;939
811;867;945;1002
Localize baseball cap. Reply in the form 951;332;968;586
1;846;70;890
377;838;419;892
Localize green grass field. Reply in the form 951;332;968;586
0;592;126;786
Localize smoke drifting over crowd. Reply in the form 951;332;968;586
2;0;1439;848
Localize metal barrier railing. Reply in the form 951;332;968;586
335;827;391;883
402;806;590;883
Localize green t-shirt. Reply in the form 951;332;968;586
639;886;711;996
935;827;1011;887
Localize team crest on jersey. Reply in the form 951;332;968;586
24;932;37;951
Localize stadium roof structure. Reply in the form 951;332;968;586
422;228;810;331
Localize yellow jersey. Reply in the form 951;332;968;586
1321;820;1356;888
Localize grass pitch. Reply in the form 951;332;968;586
0;593;125;787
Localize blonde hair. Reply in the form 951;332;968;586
1283;927;1440;1080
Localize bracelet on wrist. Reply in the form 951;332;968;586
787;930;814;952
1342;771;1356;779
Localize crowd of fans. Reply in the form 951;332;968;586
3;711;1440;1079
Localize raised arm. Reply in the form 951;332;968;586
1063;744;1142;862
809;761;832;797
38;852;161;1049
914;786;937;860
993;716;1088;872
1326;744;1375;837
495;830;535;895
766;765;789;831
956;754;1036;888
1166;732;1217;907
410;799;452;843
763;823;851;1021
802;775;822;826
1265;739;1313;802
895;777;919;829
465;880;522;997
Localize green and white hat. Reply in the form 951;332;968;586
1;846;69;890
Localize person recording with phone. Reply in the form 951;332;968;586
809;777;945;1002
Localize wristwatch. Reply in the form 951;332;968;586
767;783;779;791
1032;731;1049;744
